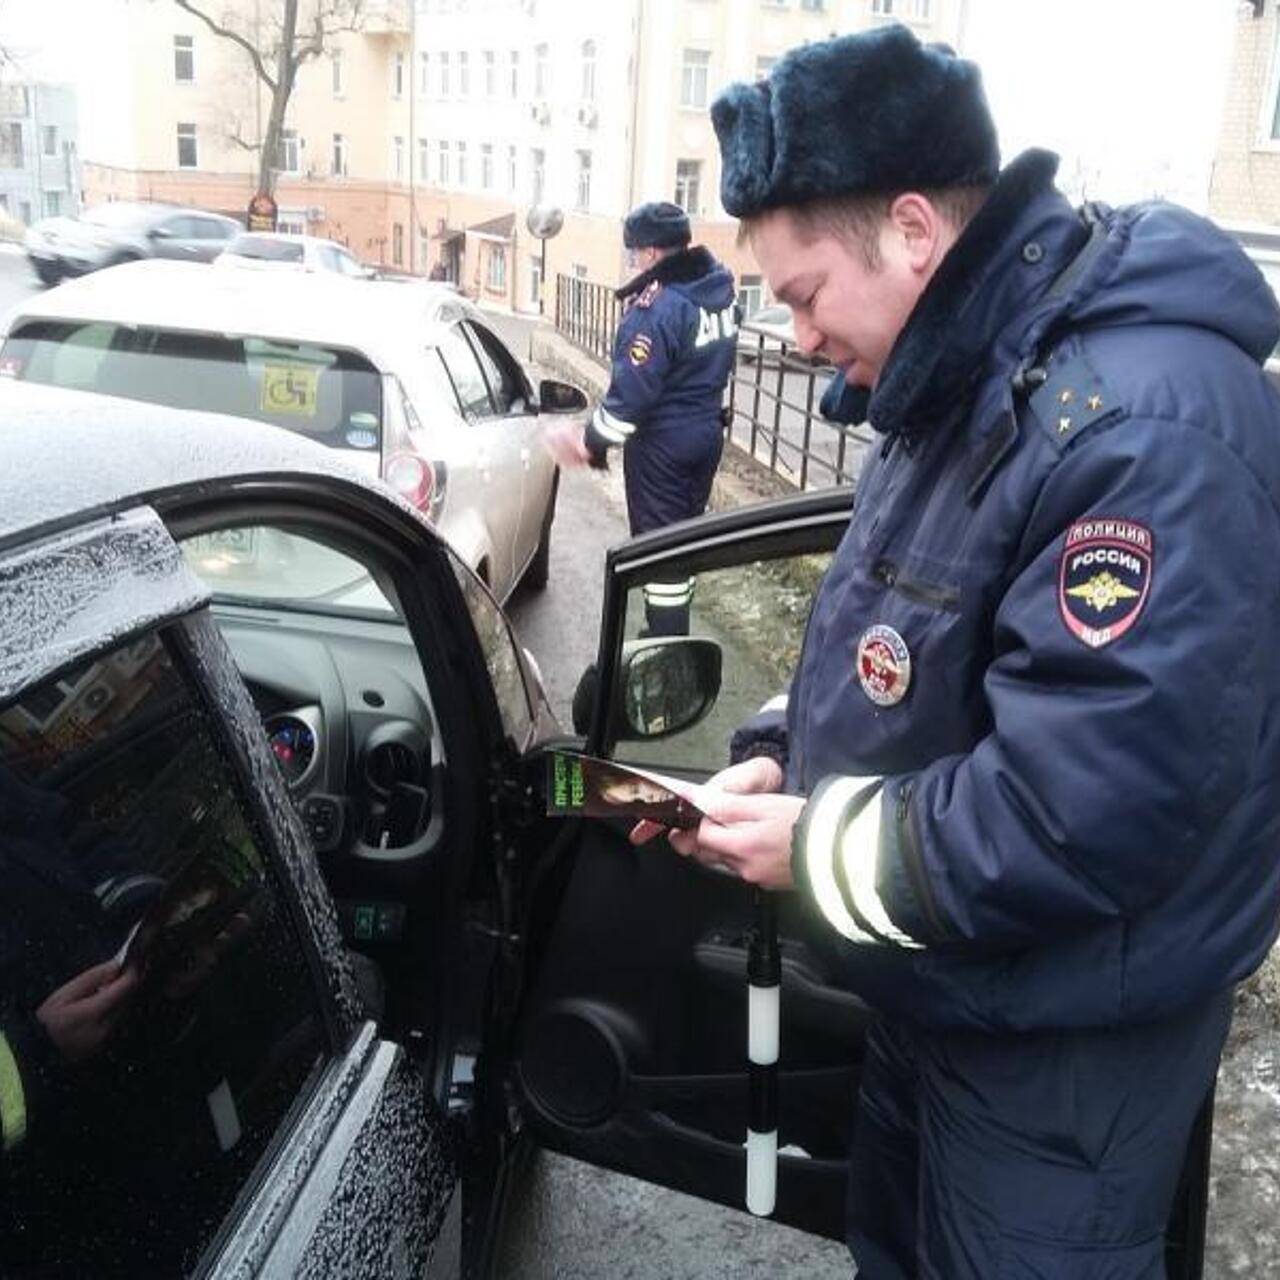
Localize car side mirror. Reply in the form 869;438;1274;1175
539;378;589;415
576;638;720;740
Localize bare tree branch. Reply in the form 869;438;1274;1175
173;0;277;93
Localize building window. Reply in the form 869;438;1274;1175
738;273;764;318
487;244;507;291
41;125;57;156
529;256;542;307
801;0;825;8
576;149;591;212
440;51;450;97
333;132;348;176
481;142;493;189
419;51;429;95
176;122;197;168
581;39;596;102
393;221;404;266
755;55;777;80
437;139;450;184
19;199;30;224
173;34;194;83
680;49;710;109
43;190;61;217
674;158;701;215
394;50;405;97
278;211;306;235
530;147;544;203
0;122;22;168
458;50;470;96
418;135;429;179
456;140;468;186
507;143;517;191
333;50;344;96
534;43;548;98
509;50;519;97
484;50;496;97
393;135;404;180
871;0;930;15
419;226;430;271
277;128;300;174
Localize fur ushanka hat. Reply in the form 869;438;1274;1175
623;201;693;250
711;24;1000;219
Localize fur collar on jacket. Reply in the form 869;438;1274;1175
868;148;1066;441
616;245;719;301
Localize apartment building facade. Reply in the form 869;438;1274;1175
1209;0;1280;228
0;81;80;225
74;0;961;314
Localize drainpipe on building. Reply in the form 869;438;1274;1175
408;6;417;274
626;0;645;213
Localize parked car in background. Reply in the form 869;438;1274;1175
24;200;240;285
216;231;373;278
0;259;580;601
0;386;1219;1278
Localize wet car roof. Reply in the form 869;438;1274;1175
0;259;475;366
0;380;418;547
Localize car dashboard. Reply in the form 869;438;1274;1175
211;602;445;851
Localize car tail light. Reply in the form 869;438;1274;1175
383;451;448;522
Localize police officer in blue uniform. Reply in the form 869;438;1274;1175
546;201;737;635
639;26;1280;1278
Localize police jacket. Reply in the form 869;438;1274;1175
585;246;737;468
756;150;1280;1032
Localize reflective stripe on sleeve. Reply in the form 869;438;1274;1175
0;1034;27;1153
833;790;924;949
798;777;880;944
760;694;788;714
592;405;636;444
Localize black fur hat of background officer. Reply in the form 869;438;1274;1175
711;24;1000;218
623;201;693;250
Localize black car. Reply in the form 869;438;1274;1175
0;382;1216;1277
24;200;240;284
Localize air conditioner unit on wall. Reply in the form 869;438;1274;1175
306;205;325;222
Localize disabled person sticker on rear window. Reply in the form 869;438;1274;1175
261;364;319;417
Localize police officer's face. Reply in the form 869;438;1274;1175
748;197;951;389
627;245;663;275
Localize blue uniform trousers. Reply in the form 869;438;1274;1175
846;994;1231;1279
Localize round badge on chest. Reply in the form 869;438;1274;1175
856;624;912;707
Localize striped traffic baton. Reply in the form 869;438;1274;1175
746;886;779;1216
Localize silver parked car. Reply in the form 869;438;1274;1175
215;230;374;278
24;200;240;285
0;259;583;600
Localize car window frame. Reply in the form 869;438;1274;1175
460;319;532;417
434;322;496;422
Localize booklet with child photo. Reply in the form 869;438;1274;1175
545;750;706;829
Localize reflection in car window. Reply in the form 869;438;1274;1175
463;322;520;415
0;631;327;1276
612;552;830;772
181;526;399;619
421;346;464;418
435;325;494;420
4;321;384;451
448;551;534;746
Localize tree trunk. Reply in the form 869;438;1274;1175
256;0;300;197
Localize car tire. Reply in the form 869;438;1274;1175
523;471;559;592
31;259;62;286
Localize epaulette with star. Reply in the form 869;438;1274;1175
1025;347;1123;452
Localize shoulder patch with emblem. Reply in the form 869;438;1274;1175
636;280;662;309
1058;518;1153;648
628;332;654;366
1027;350;1121;450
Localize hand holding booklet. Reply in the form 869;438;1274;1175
545;751;706;829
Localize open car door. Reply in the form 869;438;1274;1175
510;487;1214;1279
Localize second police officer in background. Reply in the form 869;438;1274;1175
635;23;1280;1280
545;200;737;636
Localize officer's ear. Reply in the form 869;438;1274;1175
886;193;949;277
